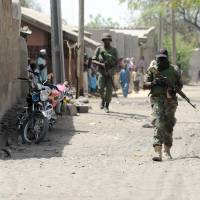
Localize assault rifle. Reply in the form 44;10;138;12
150;67;197;110
92;60;118;97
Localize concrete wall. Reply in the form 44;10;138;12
189;49;200;83
141;31;156;68
85;28;143;70
21;21;79;85
85;27;155;66
21;22;49;46
0;0;21;119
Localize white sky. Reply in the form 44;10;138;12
38;0;133;26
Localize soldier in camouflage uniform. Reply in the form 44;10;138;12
93;33;118;113
144;49;183;161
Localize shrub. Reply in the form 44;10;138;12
163;34;193;82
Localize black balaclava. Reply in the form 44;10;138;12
156;57;169;71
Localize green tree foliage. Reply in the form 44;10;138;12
118;0;200;31
86;14;120;28
163;34;193;79
19;0;41;11
118;0;198;80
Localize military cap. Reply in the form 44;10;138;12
156;48;168;58
101;33;112;41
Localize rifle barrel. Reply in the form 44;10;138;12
157;74;197;110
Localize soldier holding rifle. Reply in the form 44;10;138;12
144;48;198;162
143;48;183;161
93;33;118;113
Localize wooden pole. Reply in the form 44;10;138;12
171;7;176;65
77;0;84;98
50;0;65;83
158;13;163;49
67;43;72;85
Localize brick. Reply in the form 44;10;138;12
76;105;89;113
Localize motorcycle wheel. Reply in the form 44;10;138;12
22;113;48;144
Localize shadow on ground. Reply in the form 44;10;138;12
0;101;77;160
172;155;200;161
90;110;148;120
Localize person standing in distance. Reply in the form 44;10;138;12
143;48;183;161
93;33;118;113
37;49;48;83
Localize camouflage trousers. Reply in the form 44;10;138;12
150;96;178;147
98;74;113;103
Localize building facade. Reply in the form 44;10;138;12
21;7;100;85
0;0;21;119
85;27;156;66
189;48;200;83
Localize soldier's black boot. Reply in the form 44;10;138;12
104;102;109;113
100;99;105;109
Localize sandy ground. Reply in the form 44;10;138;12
0;85;200;200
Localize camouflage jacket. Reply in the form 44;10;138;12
94;46;118;76
145;60;183;98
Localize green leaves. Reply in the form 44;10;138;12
163;34;193;73
87;14;120;28
118;0;200;11
19;0;41;11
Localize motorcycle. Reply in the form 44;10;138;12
17;77;51;144
17;70;74;143
45;81;73;116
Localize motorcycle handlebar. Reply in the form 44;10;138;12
27;70;40;76
44;82;61;92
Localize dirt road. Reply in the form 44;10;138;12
0;85;200;200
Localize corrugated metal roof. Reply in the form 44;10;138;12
21;7;100;49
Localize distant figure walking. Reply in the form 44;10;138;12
119;59;130;97
137;56;146;89
37;49;48;83
89;71;97;94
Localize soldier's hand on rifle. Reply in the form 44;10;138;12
101;52;106;60
167;88;176;97
151;78;168;87
99;58;104;63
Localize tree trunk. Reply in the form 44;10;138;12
171;8;176;65
158;13;163;50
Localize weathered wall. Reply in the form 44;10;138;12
21;21;78;85
189;49;200;83
21;22;49;46
141;30;156;68
85;27;155;65
0;0;21;119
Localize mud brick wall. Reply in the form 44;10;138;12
0;0;21;120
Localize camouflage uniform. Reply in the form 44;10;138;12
146;62;182;147
94;34;118;110
144;49;182;161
